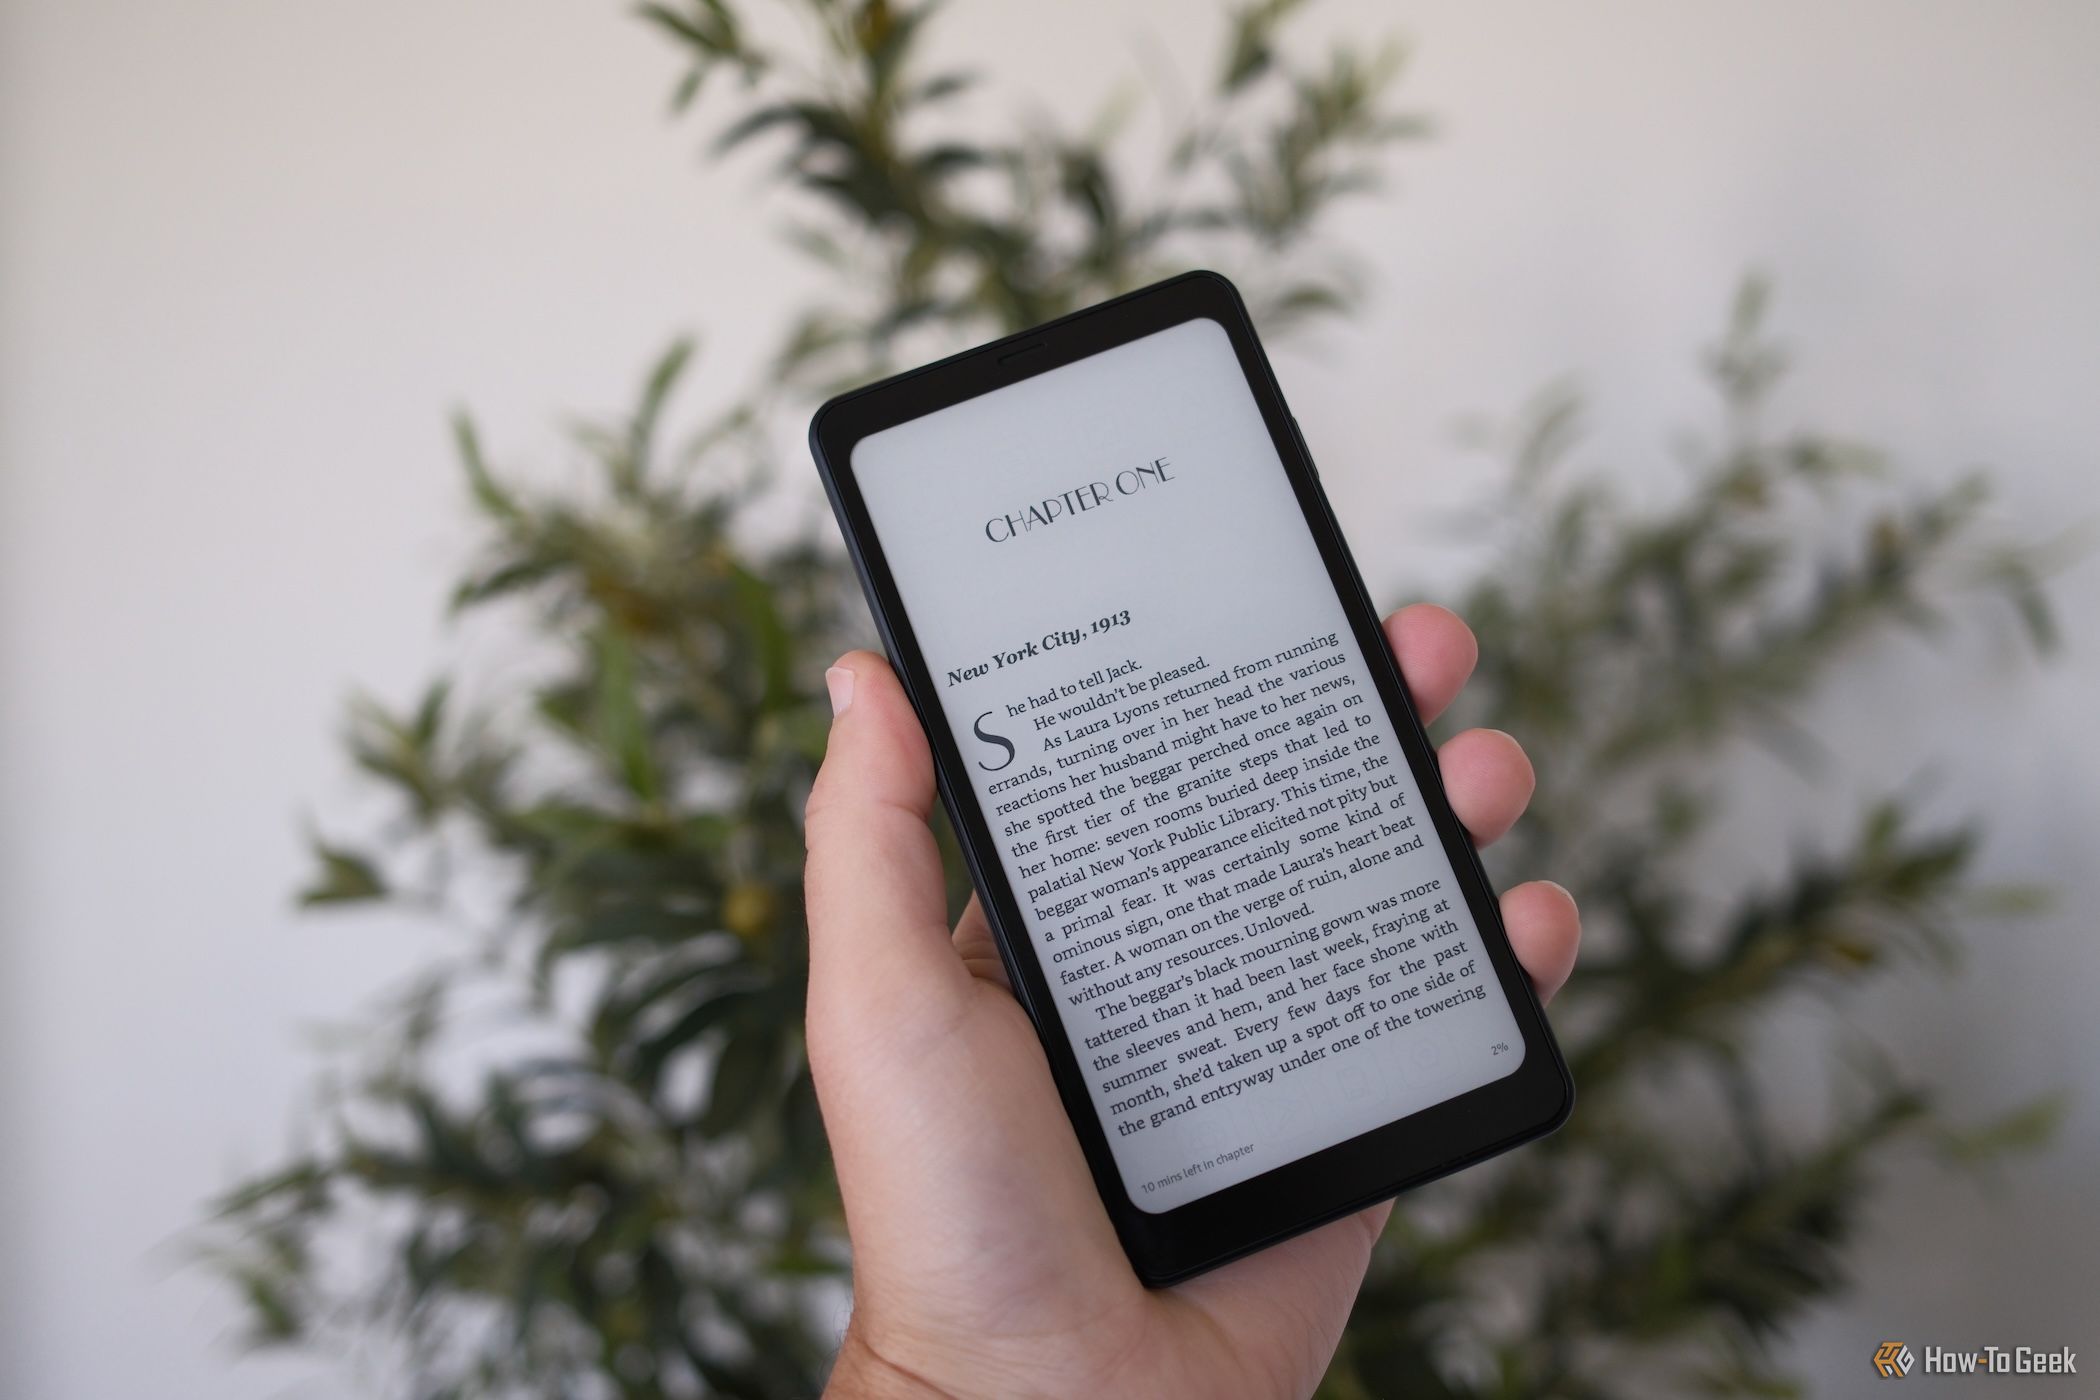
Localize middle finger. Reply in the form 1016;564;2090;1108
1438;727;1536;845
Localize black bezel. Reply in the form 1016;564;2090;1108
809;270;1573;1285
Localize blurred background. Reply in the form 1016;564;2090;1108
2;2;2095;1397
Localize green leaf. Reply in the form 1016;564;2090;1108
453;412;520;524
1221;0;1306;93
697;1021;784;1134
630;985;764;1091
1938;1094;2067;1167
591;627;661;804
299;837;387;906
622;337;696;495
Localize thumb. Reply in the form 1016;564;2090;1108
803;651;973;1059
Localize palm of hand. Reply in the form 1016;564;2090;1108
806;606;1578;1400
823;915;1385;1400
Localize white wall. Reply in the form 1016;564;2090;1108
2;2;2093;1396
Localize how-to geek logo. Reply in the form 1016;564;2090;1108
1872;1337;2079;1380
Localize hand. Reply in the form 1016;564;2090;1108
803;604;1580;1400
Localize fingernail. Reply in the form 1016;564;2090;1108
825;666;855;718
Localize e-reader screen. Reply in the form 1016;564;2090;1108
852;317;1524;1211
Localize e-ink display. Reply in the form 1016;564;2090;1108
854;318;1523;1211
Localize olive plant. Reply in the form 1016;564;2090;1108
208;4;2059;1396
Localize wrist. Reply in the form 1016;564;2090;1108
825;1326;957;1400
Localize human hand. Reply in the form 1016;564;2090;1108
803;604;1580;1399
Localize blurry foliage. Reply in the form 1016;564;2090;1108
645;0;1419;390
1330;277;2065;1399
207;3;2060;1397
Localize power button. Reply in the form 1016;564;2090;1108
1289;415;1319;478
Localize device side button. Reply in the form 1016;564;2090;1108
1289;415;1319;478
